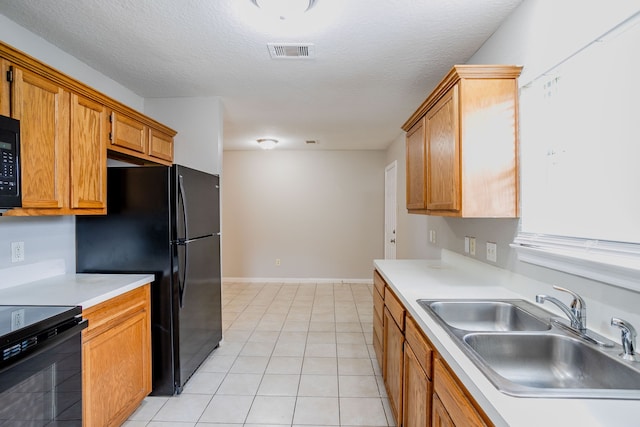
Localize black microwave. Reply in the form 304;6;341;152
0;115;21;213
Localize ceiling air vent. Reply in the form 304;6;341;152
267;43;315;59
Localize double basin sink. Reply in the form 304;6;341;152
418;299;640;399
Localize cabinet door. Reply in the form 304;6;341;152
373;288;384;369
383;307;404;426
83;286;152;427
406;117;427;210
0;60;9;116
426;85;460;212
434;358;487;427
70;93;107;209
403;343;432;427
148;127;173;162
83;310;150;426
432;394;455;427
11;66;69;209
111;111;146;153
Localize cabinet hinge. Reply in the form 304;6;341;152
109;114;113;123
108;132;112;141
6;66;13;83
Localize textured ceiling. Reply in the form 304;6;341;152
0;0;522;150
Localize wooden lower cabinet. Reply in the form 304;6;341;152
403;343;432;427
373;280;384;370
432;394;455;427
383;306;404;426
374;269;493;427
82;285;152;427
433;358;488;427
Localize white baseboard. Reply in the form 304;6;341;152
222;277;373;284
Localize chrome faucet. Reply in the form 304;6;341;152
536;285;587;333
611;318;640;362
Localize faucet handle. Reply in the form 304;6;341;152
611;317;640;362
552;285;586;310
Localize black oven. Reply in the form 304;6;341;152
0;305;87;426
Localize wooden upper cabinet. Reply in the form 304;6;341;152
0;41;176;216
406;117;427;212
149;127;174;162
426;85;460;212
0;59;9;116
11;66;69;210
6;66;106;215
402;65;522;218
111;111;146;153
109;111;175;165
70;94;107;209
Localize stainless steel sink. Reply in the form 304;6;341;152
417;298;640;399
463;333;640;398
417;299;551;333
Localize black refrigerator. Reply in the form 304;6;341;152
76;164;222;395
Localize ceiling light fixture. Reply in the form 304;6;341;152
257;138;278;150
251;0;317;20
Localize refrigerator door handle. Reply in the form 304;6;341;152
178;174;189;308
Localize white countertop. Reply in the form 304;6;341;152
374;255;640;427
0;272;154;309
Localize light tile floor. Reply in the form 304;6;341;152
124;281;392;427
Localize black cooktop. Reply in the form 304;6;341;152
0;305;81;343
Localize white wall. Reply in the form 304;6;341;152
388;0;640;337
222;150;385;280
0;216;75;271
144;97;223;175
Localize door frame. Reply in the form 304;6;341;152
385;161;398;259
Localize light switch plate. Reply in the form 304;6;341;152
486;242;497;262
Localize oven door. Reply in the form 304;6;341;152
0;319;87;426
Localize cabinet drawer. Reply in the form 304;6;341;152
83;285;150;340
384;286;405;331
405;315;433;379
434;358;488;427
373;270;386;297
373;286;384;321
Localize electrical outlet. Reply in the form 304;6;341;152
11;241;24;263
275;258;281;266
464;237;470;253
486;242;497;262
429;230;436;244
469;237;476;256
11;309;25;330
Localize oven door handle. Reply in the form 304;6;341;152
0;319;88;374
